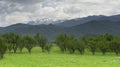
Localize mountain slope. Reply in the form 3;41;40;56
0;20;120;41
56;14;120;27
0;23;68;41
71;20;120;36
0;15;120;41
56;15;104;27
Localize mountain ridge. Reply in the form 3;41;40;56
0;14;120;41
55;14;120;27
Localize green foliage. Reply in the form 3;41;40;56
45;43;53;53
1;32;120;60
86;36;98;55
24;35;36;53
66;35;76;54
55;34;68;52
2;32;20;53
104;33;114;41
39;36;47;52
34;32;47;52
110;36;120;55
0;37;7;59
96;34;109;55
2;33;13;52
76;37;86;55
98;40;109;55
17;36;25;53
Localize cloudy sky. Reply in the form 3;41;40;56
0;0;120;27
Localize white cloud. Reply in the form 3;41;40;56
0;12;31;26
0;0;120;26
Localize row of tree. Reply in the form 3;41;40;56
0;32;52;59
55;33;120;55
0;32;120;59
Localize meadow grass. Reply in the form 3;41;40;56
0;47;120;67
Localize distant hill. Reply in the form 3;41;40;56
56;14;120;27
55;15;104;27
0;15;120;41
0;27;2;29
0;23;68;41
71;20;120;36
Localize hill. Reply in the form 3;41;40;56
0;15;120;41
56;14;120;27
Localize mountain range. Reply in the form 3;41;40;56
0;14;120;41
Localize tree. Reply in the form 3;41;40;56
110;37;120;55
2;33;13;52
11;33;20;53
98;40;109;55
39;36;47;52
18;36;25;53
34;33;47;52
76;37;86;55
6;44;13;52
55;34;67;53
104;33;113;42
45;43;53;53
0;37;7;59
87;36;98;55
66;35;76;54
95;34;109;55
2;33;20;53
24;35;36;53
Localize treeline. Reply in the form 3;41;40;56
0;32;51;59
56;33;120;55
0;32;120;59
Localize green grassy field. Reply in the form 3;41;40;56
0;47;120;67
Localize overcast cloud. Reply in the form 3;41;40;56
0;0;120;27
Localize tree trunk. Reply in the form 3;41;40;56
42;48;45;52
115;51;119;56
28;49;31;54
13;48;17;53
0;53;4;59
92;51;95;55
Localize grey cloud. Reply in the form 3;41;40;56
0;0;120;27
4;0;43;5
64;7;82;14
0;3;22;15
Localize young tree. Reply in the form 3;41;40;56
45;43;53;53
18;37;25;53
24;35;36;54
34;33;47;52
0;37;7;59
98;40;109;55
76;37;86;55
39;36;47;52
2;33;13;52
110;37;120;55
104;33;113;42
55;34;68;53
11;33;20;53
6;44;13;52
96;34;109;55
66;35;76;54
2;33;20;53
87;36;98;55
